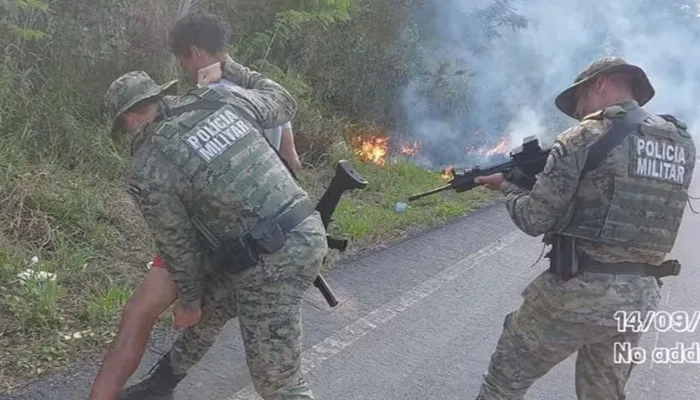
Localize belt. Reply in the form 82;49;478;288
241;197;316;254
271;198;316;233
194;198;317;273
580;258;681;278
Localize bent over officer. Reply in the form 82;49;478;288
474;56;695;399
90;59;328;400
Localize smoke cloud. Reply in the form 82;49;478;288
399;0;700;169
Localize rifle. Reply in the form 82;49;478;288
407;136;551;201
312;160;368;307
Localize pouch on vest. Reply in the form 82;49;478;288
192;215;260;273
546;235;579;280
195;217;286;273
222;237;261;272
249;218;286;253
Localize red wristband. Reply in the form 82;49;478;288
151;254;165;269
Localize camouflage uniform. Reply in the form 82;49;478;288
477;57;695;399
104;61;328;400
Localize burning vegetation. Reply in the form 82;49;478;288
400;142;420;157
351;135;422;166
351;135;390;166
441;166;453;181
465;136;509;157
350;134;511;177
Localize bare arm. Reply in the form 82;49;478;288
279;124;302;172
88;267;179;399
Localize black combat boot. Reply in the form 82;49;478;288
117;352;186;400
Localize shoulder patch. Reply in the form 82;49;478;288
542;141;565;175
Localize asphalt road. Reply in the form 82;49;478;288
5;173;700;400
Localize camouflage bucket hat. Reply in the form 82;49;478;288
104;71;178;133
554;56;655;119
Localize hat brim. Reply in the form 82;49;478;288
554;64;655;119
110;79;178;133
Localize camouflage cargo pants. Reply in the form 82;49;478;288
168;214;327;400
476;299;642;400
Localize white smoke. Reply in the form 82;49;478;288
502;106;547;149
400;0;700;167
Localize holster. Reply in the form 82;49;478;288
545;234;579;280
545;234;681;284
196;198;316;273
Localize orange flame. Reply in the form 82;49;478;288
484;136;509;156
441;165;453;181
400;142;420;157
467;136;509;156
352;135;389;166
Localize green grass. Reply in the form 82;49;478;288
336;160;494;241
298;153;499;263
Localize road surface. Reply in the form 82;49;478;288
5;174;700;400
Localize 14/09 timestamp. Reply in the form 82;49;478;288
614;311;700;333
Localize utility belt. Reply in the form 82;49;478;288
546;235;681;281
193;198;316;273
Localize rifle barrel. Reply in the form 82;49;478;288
407;183;453;201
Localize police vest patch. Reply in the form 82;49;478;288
183;105;254;163
630;135;687;184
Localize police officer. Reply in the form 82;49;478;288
91;58;328;400
473;56;695;399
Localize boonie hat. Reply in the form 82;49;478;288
104;71;177;132
555;56;655;119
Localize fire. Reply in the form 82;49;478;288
400;142;420;157
352;135;389;166
441;165;453;181
484;136;509;156
467;136;510;156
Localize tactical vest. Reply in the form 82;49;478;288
559;110;695;253
147;87;309;242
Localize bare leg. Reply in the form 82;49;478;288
88;268;179;400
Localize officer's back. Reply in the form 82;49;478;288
133;85;312;244
561;102;696;266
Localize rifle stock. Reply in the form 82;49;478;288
408;136;551;201
312;160;368;307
